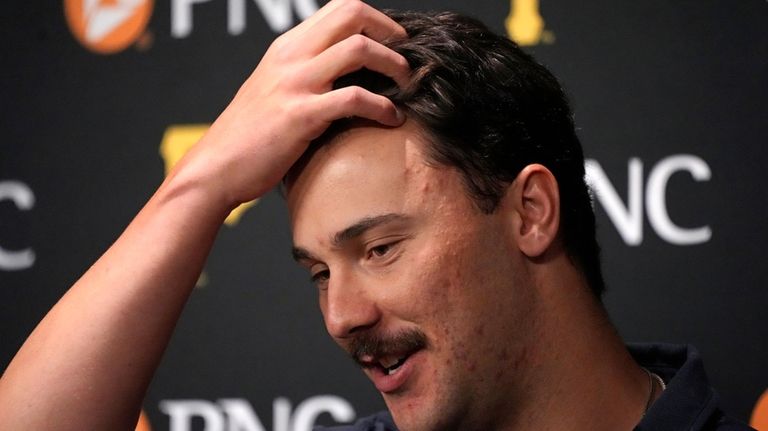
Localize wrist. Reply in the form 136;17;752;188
154;163;235;226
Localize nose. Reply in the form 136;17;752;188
322;269;382;339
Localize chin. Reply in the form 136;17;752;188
390;411;463;431
390;412;437;431
386;391;464;431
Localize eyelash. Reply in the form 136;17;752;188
368;243;393;258
367;236;409;259
310;269;330;289
308;239;405;288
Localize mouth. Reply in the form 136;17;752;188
379;355;409;375
347;328;428;393
361;351;415;375
360;349;422;393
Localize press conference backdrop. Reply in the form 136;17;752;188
1;1;766;430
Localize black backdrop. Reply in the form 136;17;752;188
1;1;767;430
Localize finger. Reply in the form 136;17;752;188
301;0;407;55
266;0;353;58
313;86;405;127
309;34;410;90
285;0;349;38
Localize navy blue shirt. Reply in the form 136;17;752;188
317;344;753;430
632;344;753;430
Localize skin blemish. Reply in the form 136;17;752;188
454;341;468;361
511;345;528;371
497;347;509;361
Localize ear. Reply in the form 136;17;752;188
505;164;560;258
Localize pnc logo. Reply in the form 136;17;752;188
64;0;154;54
752;389;768;430
135;410;152;431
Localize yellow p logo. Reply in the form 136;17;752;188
505;0;554;46
160;125;258;226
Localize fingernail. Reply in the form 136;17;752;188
395;107;405;124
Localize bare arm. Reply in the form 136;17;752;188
0;1;409;428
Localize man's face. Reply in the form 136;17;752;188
287;121;539;430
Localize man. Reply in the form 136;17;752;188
0;1;752;430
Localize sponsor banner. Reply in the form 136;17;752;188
64;0;155;53
1;0;766;428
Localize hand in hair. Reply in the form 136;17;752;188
0;1;409;429
174;0;410;209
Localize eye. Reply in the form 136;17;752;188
369;243;392;258
365;236;410;261
310;268;330;289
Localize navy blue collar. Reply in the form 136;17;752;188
630;343;725;430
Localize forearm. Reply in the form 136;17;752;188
0;1;409;427
0;175;230;429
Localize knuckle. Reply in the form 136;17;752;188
284;100;301;119
271;67;299;94
346;34;369;55
269;34;289;53
378;97;393;114
271;48;290;64
284;97;310;122
338;0;366;21
269;41;293;63
344;87;365;105
381;96;393;109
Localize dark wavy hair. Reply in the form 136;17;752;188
323;10;605;297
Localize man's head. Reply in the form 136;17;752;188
333;10;604;297
286;10;604;431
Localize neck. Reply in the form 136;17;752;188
497;257;653;431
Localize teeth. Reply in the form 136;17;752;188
381;356;406;375
379;356;402;369
386;360;403;375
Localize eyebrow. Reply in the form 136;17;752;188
291;213;411;263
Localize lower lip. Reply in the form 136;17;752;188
368;351;423;394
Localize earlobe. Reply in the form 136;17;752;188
507;164;560;258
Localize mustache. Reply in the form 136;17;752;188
346;328;428;364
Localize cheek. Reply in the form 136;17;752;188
407;229;527;354
399;243;463;311
395;236;481;342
